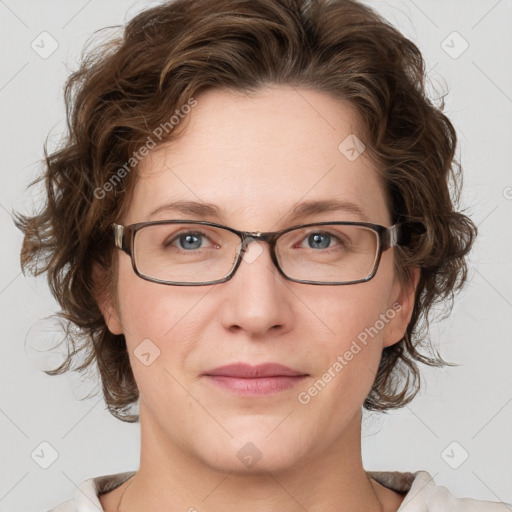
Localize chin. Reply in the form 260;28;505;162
194;426;311;475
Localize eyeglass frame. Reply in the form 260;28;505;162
112;219;425;286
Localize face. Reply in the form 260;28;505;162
100;85;418;474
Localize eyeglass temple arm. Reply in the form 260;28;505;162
112;223;132;255
385;221;426;250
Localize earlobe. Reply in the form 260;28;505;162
92;262;123;335
383;266;421;348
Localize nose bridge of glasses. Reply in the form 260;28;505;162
235;231;281;271
238;230;278;252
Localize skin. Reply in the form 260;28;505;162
96;85;419;512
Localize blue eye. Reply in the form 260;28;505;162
306;232;332;249
299;231;346;251
175;232;204;250
164;231;210;251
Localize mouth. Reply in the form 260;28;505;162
202;363;309;396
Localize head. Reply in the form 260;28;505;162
17;0;476;471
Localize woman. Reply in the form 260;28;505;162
16;0;510;510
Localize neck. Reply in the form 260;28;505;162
116;406;384;512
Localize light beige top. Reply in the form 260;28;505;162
47;469;511;511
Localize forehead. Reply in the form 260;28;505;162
125;86;390;229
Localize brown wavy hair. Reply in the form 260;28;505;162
14;0;477;422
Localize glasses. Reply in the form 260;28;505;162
112;220;424;286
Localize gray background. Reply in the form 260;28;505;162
1;0;511;510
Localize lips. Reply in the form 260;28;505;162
202;363;308;396
203;363;306;378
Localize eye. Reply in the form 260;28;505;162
304;232;332;249
165;231;212;251
298;231;346;250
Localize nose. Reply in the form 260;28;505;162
218;238;293;337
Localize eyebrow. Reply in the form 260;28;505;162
148;199;369;224
283;199;369;223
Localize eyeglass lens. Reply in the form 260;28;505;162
132;222;380;284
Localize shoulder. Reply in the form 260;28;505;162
46;471;136;512
367;470;512;511
46;499;75;512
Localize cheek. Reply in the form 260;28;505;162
296;293;389;435
116;255;195;340
306;276;393;354
115;277;194;410
114;263;184;374
298;268;395;403
114;259;216;385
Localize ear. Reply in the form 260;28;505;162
382;266;421;348
92;262;123;335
